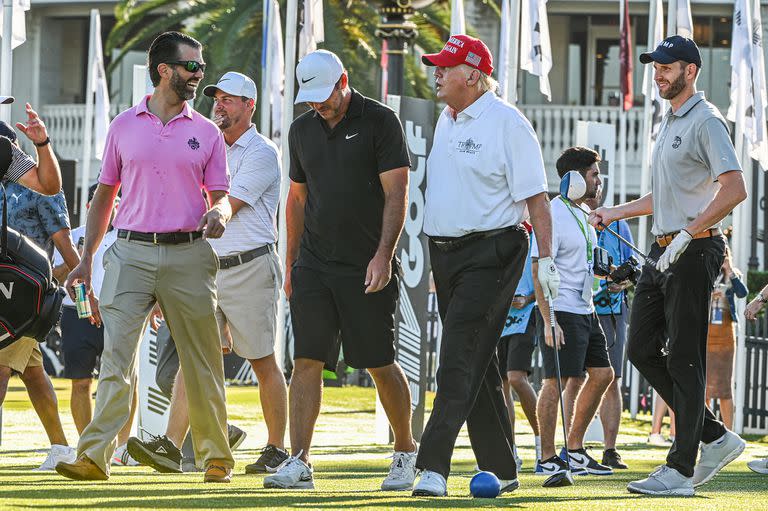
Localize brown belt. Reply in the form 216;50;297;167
656;228;722;248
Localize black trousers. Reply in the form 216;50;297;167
415;226;528;480
627;237;727;477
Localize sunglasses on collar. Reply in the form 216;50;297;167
166;60;206;73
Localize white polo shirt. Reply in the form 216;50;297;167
53;225;117;306
532;197;597;315
423;91;548;237
209;125;281;256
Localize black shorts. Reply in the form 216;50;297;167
541;311;610;379
498;309;539;375
61;306;104;379
290;265;398;370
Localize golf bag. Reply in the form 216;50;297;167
0;138;65;350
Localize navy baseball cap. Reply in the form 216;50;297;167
0;121;17;142
640;36;702;68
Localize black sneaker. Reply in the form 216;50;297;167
245;444;289;474
567;448;614;475
601;448;628;469
126;434;182;473
538;455;571;477
228;424;247;450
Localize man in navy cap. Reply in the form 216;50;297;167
590;36;747;496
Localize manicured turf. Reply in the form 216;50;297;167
1;381;766;510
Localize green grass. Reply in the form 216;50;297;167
1;380;767;510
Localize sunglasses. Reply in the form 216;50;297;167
166;60;206;73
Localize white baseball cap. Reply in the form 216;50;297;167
203;72;257;101
0;96;14;104
294;50;344;104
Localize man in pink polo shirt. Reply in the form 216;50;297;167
55;31;234;483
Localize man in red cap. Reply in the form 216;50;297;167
412;34;557;497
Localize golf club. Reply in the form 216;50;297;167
542;297;575;488
559;170;657;267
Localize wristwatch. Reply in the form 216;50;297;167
34;137;50;147
757;294;768;304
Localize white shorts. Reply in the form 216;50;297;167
215;248;282;360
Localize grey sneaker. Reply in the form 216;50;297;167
263;453;314;489
692;430;746;487
747;457;768;475
627;465;694;496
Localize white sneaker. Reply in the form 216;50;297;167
263;453;314;489
692;430;746;487
514;454;523;472
627;465;694;496
34;445;76;471
412;470;447;497
112;444;140;467
647;433;672;446
381;450;417;490
747;457;768;475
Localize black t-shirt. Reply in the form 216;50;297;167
289;89;411;274
0;137;12;181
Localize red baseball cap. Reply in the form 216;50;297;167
422;35;494;75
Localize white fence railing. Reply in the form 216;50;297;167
40;102;646;194
41;103;126;161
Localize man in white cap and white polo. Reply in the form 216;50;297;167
264;49;416;491
126;71;290;474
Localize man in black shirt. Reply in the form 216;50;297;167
264;49;415;491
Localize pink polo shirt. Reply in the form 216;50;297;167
99;95;230;232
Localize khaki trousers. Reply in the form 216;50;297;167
77;237;232;474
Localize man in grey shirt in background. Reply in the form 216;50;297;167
590;36;747;496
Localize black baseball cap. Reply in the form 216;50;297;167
639;35;702;68
0;121;17;142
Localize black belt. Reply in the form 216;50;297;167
218;244;273;269
118;229;202;244
429;225;521;252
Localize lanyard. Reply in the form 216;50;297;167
560;196;592;263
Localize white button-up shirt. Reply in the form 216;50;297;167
423;91;548;237
208;125;281;256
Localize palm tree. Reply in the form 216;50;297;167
106;0;456;119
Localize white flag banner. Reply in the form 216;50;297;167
520;0;552;101
298;0;324;58
677;0;694;38
728;0;764;165
497;0;512;101
450;0;465;35
642;0;666;140
0;0;30;49
748;0;768;169
91;11;110;159
269;0;285;146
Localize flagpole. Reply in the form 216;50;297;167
509;0;520;102
260;0;271;137
79;9;97;223
0;0;13;124
618;0;627;205
276;0;298;372
667;0;677;37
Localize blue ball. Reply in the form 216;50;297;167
470;471;501;498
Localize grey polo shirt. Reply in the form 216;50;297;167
651;91;741;235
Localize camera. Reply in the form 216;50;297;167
593;246;612;277
609;256;642;285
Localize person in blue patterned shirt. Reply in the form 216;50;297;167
0;121;82;471
585;193;635;470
